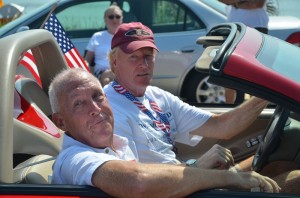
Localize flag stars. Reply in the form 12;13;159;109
42;14;88;70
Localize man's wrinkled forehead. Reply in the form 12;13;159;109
64;76;100;94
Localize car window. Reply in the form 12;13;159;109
56;2;110;31
150;0;204;33
258;34;300;83
31;0;204;38
53;1;133;39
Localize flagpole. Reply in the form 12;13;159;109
39;0;61;29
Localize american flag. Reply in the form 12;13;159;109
19;49;42;86
19;13;90;86
44;13;89;71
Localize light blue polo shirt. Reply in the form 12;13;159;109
52;134;137;186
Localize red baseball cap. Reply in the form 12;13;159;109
111;22;159;53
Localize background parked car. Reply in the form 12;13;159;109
1;0;300;104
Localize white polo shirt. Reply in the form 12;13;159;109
52;134;137;186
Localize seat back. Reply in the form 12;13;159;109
14;75;52;117
14;154;55;184
13;76;61;184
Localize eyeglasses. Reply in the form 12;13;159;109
107;15;121;20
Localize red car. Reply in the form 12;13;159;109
0;23;300;197
196;22;300;172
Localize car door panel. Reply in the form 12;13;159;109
176;108;273;163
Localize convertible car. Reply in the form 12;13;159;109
0;22;300;197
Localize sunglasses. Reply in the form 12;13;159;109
108;15;121;20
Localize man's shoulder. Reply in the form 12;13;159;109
61;133;96;155
103;83;117;97
60;144;93;157
146;85;165;93
146;85;175;99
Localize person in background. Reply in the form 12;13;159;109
218;0;272;103
84;4;122;82
219;0;269;34
104;21;269;169
49;68;280;197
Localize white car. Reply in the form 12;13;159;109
1;0;300;104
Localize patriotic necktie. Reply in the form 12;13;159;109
112;81;176;148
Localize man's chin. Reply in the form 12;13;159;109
92;130;112;143
92;125;113;136
136;79;151;87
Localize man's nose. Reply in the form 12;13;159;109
89;100;101;116
138;56;149;67
144;57;149;67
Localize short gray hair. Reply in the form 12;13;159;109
48;68;101;113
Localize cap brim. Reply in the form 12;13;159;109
119;40;159;53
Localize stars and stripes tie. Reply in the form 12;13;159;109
112;81;175;147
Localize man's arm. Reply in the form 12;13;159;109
84;50;95;69
192;97;268;139
92;160;280;197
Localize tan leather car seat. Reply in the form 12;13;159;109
13;76;58;184
14;75;52;117
14;154;55;184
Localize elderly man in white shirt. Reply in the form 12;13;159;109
49;68;280;197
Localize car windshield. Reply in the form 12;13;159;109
257;34;300;84
0;1;56;35
2;0;57;15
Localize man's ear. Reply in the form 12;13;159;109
112;57;117;68
52;113;67;131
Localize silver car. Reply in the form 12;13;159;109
1;0;300;104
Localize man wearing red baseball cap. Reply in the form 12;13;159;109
111;22;159;53
104;22;271;170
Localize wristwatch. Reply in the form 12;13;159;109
185;159;197;167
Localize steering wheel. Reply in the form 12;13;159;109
252;105;290;172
